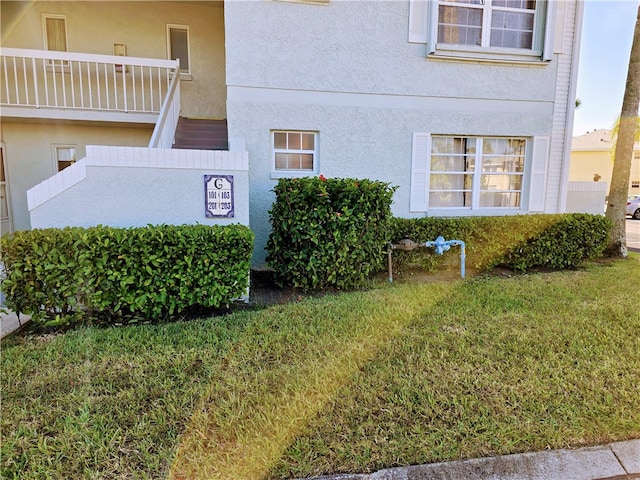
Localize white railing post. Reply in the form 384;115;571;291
21;57;29;105
3;57;9;104
32;57;40;108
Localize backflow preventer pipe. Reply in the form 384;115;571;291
387;236;466;282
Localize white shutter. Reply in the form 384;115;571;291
427;1;439;54
553;0;566;54
410;133;431;212
408;0;428;43
529;136;550;212
541;0;556;61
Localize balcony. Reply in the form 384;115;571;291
0;47;180;125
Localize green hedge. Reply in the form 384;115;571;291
1;224;254;326
389;214;611;273
266;176;396;289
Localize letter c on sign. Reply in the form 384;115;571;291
214;178;224;189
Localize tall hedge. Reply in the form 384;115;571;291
1;224;254;326
266;176;396;289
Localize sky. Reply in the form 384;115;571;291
572;0;638;137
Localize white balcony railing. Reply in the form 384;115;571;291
1;47;179;118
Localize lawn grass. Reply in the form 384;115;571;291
2;255;639;479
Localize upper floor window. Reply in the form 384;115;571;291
408;0;552;63
53;145;76;172
42;14;68;53
438;0;537;49
42;14;68;68
167;24;191;76
272;130;318;177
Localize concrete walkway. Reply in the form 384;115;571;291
0;310;30;339
310;440;640;480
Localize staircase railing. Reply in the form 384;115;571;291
148;61;181;148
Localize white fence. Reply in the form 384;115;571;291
566;181;608;215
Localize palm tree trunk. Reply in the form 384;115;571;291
605;3;640;256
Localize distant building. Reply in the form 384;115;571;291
570;129;640;198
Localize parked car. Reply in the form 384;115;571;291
627;196;640;219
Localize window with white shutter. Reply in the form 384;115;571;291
409;0;554;63
411;134;544;213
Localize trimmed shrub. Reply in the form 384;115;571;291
388;214;612;274
266;176;396;289
496;213;611;272
1;224;254;326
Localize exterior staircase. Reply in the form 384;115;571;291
172;117;228;150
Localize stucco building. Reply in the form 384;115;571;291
570;129;640;198
1;0;584;264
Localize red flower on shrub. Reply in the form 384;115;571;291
318;174;327;182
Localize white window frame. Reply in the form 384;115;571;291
52;144;76;172
167;24;192;79
42;14;68;52
410;133;549;214
428;135;526;211
410;0;553;64
271;130;319;178
42;14;69;69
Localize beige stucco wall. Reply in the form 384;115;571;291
569;150;640;197
0;122;152;231
1;1;226;119
569;151;613;183
1;1;228;231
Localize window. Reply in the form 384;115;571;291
167;24;191;75
430;136;525;208
632;180;640;189
43;14;68;52
413;135;528;211
409;0;551;62
272;131;318;175
438;0;537;49
53;145;76;172
43;14;68;68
